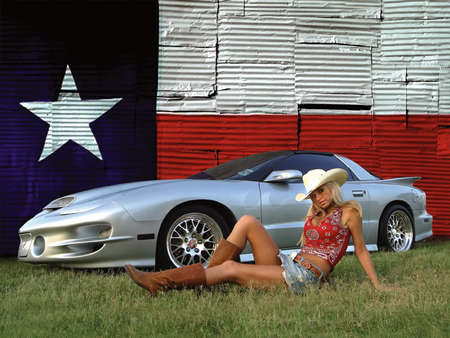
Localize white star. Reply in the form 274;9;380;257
20;65;122;161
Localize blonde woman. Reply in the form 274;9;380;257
125;168;392;295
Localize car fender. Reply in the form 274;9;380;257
117;179;261;224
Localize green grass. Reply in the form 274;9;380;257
1;239;449;337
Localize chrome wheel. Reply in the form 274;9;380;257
166;212;224;268
385;209;414;252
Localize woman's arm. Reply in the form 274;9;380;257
343;207;387;290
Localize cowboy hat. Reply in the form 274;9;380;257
295;168;348;202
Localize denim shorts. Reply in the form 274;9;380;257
279;251;320;295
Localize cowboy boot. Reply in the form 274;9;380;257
124;263;206;296
207;239;242;268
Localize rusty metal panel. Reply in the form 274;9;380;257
157;46;216;97
159;0;217;47
383;0;450;20
295;44;372;105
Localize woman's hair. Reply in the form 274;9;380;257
298;181;362;246
307;181;362;219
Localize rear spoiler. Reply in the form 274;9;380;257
379;177;421;186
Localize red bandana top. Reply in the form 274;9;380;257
301;208;350;268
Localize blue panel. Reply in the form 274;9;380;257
0;1;159;256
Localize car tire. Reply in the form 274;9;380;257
379;204;415;252
156;205;232;270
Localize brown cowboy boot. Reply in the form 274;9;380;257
207;239;242;268
124;263;206;296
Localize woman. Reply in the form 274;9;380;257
125;168;391;295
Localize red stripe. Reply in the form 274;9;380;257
157;113;450;237
157;114;298;178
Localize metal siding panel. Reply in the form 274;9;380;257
295;44;372;104
218;15;295;64
288;0;381;19
379;19;450;63
298;114;450;237
383;0;450;20
216;63;297;113
296;17;379;47
440;67;450;114
406;82;439;114
372;58;442;82
158;149;219;179
157;46;216;97
216;15;296;114
243;0;296;16
157;113;298;178
157;98;216;112
219;0;245;16
299;114;373;149
373;81;406;115
159;0;217;47
245;0;381;19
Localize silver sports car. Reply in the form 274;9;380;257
18;151;433;269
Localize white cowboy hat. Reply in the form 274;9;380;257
295;168;348;202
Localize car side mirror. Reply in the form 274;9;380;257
264;170;303;183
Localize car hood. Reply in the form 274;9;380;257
59;179;184;206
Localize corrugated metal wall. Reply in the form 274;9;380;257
157;0;450;237
2;0;449;258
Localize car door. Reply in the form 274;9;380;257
259;180;310;250
339;181;374;246
259;152;366;250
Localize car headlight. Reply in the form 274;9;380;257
32;236;46;256
44;196;75;210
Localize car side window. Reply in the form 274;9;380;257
273;154;356;181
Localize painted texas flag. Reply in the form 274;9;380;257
0;1;159;255
20;66;122;161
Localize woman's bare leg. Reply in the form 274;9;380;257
226;215;281;266
205;260;286;289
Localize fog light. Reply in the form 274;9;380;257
33;236;45;256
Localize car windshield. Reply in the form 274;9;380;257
188;151;294;180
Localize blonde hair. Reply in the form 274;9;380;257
298;181;362;246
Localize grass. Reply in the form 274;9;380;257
1;239;449;338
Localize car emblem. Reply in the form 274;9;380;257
188;238;197;249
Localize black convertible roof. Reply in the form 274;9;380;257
190;150;334;180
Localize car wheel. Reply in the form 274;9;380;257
157;205;231;269
379;205;414;252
